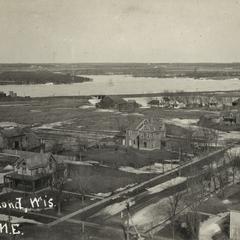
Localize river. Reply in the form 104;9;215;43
0;75;240;97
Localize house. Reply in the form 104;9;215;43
0;91;6;98
220;110;240;125
148;99;160;108
208;96;218;108
232;98;240;107
4;151;65;192
0;127;41;151
96;95;139;112
125;118;166;150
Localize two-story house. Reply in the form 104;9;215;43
125;118;166;150
4;151;65;192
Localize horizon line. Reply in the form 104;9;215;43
0;62;240;65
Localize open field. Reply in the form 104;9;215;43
66;163;153;194
0;96;210;129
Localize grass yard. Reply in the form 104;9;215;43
0;96;206;131
66;163;153;194
82;147;179;168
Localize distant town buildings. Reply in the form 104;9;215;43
96;95;140;112
8;91;17;97
125;118;166;150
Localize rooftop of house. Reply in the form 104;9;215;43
103;95;127;104
128;118;165;132
148;99;160;105
0;127;25;138
2;150;65;171
15;152;54;170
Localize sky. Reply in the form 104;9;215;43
0;0;240;63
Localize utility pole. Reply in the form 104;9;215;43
126;202;130;240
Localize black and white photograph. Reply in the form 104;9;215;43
0;0;240;239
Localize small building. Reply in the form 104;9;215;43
125;118;166;150
208;96;218;108
220;110;240;125
8;91;17;97
148;99;160;108
0;127;41;151
96;95;139;112
4;151;65;192
232;98;240;107
0;91;7;98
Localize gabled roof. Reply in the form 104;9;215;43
232;98;240;104
148;99;160;105
0;127;25;138
103;95;127;104
15;152;55;170
129;118;165;132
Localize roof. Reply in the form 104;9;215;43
0;127;25;138
148;99;159;105
232;98;240;104
104;95;127;104
2;150;62;170
129;118;165;132
16;152;54;170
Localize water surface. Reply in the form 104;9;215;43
0;75;240;97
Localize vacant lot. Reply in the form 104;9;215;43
0;96;207;131
83;147;179;168
66;163;153;194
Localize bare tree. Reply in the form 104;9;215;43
72;171;89;204
51;175;67;215
167;192;183;240
183;184;202;240
226;151;240;184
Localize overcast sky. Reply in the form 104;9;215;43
1;0;240;63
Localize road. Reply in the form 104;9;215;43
48;144;233;227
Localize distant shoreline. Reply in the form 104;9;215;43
0;70;92;85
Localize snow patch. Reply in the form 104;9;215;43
199;212;228;240
147;177;186;194
222;199;232;204
94;198;135;217
36;119;76;129
115;183;137;193
119;163;179;174
130;197;169;230
165;118;199;128
0;122;19;128
79;105;95;109
0;214;42;225
95;109;115;113
94;192;112;198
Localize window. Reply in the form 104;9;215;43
49;160;53;170
144;142;147;148
22;162;26;174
